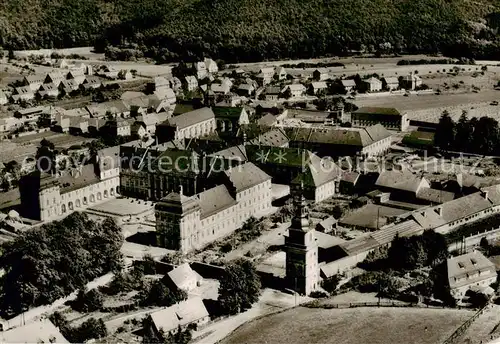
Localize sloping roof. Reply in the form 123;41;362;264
238;83;254;91
311;82;328;89
246;145;308;167
411;191;495;230
364;77;382;84
318;216;337;231
283;84;306;92
121;91;146;101
341;79;356;87
0;319;68;343
249;128;289;147
384;77;399;84
375;171;427;193
211;145;247;161
211;83;230;93
97;145;120;171
197;185;236;219
212;107;244;119
166;263;202;290
25;74;45;84
298;154;342;187
166;107;215;129
447;251;496;290
257;113;278;126
150;297;208;334
339;204;408;230
224;162;271;192
154;76;170;87
341;171;360;184
364;124;392;142
353;107;401;116
154;87;176;100
416;188;455;203
287;127;385;147
57;164;100;193
265;86;281;95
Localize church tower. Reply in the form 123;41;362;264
285;182;319;295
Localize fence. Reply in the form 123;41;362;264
441;304;489;344
304;300;472;311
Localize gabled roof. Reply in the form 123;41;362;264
364;77;381;84
282;84;306;92
375;170;427;193
165;107;215;129
238;83;254;91
311;81;328;89
150;297;209;334
384;77;399;84
0;319;68;343
257;113;278;126
250;128;289;147
25;74;45;84
197;185;236;219
211;83;230;94
293;154;342;187
166;263;202;290
211;145;247;161
287;126;390;147
224;162;271;192
341;79;356;87
265;86;281;95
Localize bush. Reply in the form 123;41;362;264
310;290;329;298
321;275;341;294
72;289;104;312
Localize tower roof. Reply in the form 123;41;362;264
290;183;311;231
156;188;200;215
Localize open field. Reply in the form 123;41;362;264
221;306;474;344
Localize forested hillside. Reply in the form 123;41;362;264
1;0;500;62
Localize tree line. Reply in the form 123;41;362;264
2;0;500;63
435;111;500;155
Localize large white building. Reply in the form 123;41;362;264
155;162;272;254
20;147;120;222
447;251;497;300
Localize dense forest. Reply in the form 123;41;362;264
2;0;500;62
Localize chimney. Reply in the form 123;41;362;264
482;190;489;200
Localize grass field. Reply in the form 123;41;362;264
221;306;474;344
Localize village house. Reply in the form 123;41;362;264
264;86;281;101
249;127;290;147
282;84;306;98
340;79;356;93
184;75;198;92
194;61;208;79
237;83;255;97
154;87;176;106
275;66;287;80
101;65;120;79
156;107;216;142
447;251;497;300
382;77;400;91
68;117;89;135
38;83;59;98
54;113;70;132
44;71;65;87
119;69;133;80
257;67;275;85
313;69;329;81
82;75;102;90
86;100;130;118
145;297;209;340
402;72;423;90
351;107;410;131
163;263;203;292
310;81;328;94
205;58;219;74
67;69;86;85
362;77;382;92
59;80;80;94
210;83;231;95
213;106;249;133
12;86;35;102
105;118;132;137
53;59;70;69
146;76;170;93
23;74;45;91
155;162;272;253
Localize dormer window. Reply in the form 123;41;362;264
458;262;465;269
471;259;477;266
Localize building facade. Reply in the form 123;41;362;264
351;107;410;132
155;162;271;254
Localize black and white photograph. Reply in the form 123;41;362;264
2;1;500;343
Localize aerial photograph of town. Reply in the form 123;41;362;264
5;1;500;343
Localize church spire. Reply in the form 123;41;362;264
291;180;310;231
